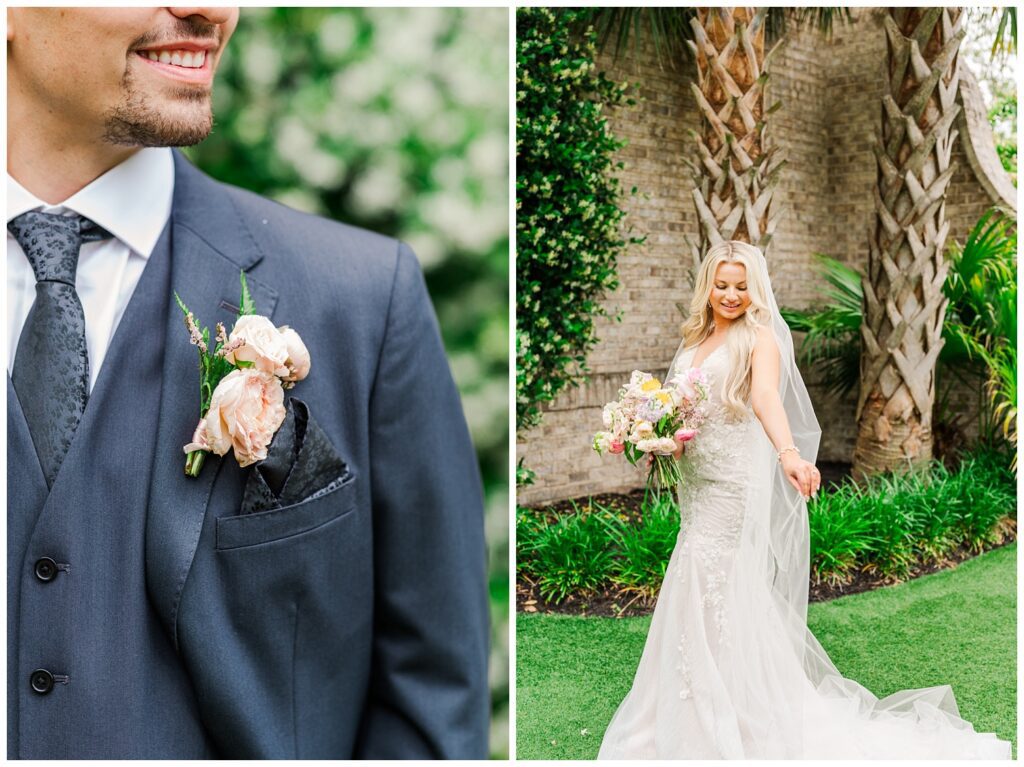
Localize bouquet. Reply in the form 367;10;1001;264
593;368;710;492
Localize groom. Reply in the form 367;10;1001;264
7;7;489;759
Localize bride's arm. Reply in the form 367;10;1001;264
750;325;820;499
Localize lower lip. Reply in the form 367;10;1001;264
135;51;213;84
722;305;740;310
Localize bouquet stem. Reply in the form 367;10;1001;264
648;454;683;495
185;450;207;478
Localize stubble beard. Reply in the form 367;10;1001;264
102;64;215;147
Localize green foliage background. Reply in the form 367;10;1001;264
516;7;635;440
184;7;509;756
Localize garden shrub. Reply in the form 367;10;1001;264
602;494;680;596
517;504;616;603
808;453;1015;582
518;450;1016;602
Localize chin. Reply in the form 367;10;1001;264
103;100;213;147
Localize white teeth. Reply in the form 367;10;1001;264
142;49;206;68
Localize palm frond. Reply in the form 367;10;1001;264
944;207;1017;341
586;8;695;68
782;254;863;397
992;7;1017;58
779;7;854;40
589;7;852;67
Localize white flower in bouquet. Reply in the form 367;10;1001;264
636;437;679;455
630;420;654;444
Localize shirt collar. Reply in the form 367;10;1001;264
6;147;175;259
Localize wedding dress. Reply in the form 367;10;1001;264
597;258;1011;760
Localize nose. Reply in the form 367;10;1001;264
168;7;235;25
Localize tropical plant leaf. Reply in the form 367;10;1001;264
989;6;1017;58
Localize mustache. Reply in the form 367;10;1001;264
130;16;221;49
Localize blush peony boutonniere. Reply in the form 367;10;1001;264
176;273;311;477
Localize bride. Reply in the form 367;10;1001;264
597;240;1011;759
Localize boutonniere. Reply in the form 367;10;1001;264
175;273;311;478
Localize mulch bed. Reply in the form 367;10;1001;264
517;471;1017;618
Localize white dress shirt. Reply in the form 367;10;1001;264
7;147;175;393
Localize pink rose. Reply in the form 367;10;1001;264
203;369;286;467
278;325;311;383
674;428;698;444
225;315;290;377
676;379;697;402
609;440;625;454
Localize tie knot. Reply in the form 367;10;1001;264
8;210;113;285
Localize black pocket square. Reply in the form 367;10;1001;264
240;397;348;514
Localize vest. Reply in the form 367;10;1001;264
7;223;215;758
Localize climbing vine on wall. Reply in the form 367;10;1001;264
516;7;636;450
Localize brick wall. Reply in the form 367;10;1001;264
517;8;1012;506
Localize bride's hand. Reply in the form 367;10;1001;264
781;453;820;499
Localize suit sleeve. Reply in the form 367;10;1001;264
354;242;490;759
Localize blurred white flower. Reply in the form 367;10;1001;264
241;32;281;87
318;13;358;58
403;231;445;269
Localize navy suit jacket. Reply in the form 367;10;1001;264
9;150;490;758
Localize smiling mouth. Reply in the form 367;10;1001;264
137;48;207;68
132;44;216;85
721;303;741;309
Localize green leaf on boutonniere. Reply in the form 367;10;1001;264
173;291;190;317
239;271;255;317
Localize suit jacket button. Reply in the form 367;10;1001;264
34;558;58;582
30;669;54;695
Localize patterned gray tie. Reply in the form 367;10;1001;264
9;211;113;488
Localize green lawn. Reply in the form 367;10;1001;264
516;543;1016;760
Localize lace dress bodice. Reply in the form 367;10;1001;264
671;342;758;481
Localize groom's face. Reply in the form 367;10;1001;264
7;7;239;147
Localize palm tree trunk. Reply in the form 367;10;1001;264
852;8;965;479
684;7;785;271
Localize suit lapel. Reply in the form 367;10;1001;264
146;151;278;647
7;375;46;494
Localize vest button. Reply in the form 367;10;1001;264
30;669;54;695
34;558;58;582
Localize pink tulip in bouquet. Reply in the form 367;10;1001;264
593;367;710;492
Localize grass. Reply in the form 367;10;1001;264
515;543;1016;760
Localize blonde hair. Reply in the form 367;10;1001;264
680;241;772;417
